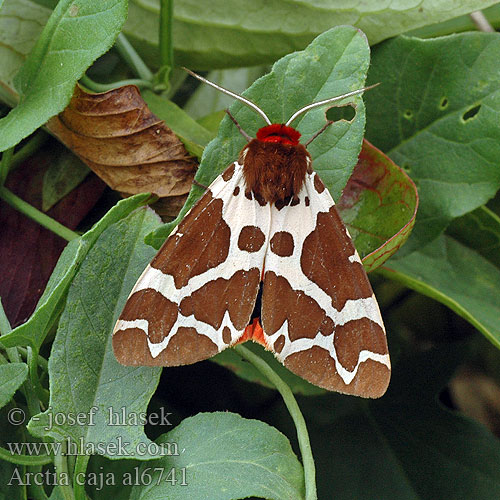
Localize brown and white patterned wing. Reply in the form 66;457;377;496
261;172;390;398
113;162;270;366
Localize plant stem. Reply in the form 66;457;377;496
15;347;49;372
10;131;49;172
0;147;14;186
27;347;50;407
115;33;153;81
0;187;79;242
54;443;75;500
73;454;90;500
0;445;52;466
0;299;40;417
159;0;174;71
79;75;153;93
234;345;317;500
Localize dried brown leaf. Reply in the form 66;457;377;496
47;85;197;199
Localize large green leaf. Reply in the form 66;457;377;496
365;33;500;254
0;193;152;350
379;232;500;348
129;412;304;500
0;0;51;107
28;207;162;459
0;0;128;152
147;25;370;248
124;0;499;69
446;205;500;268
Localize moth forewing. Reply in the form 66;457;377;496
112;162;269;366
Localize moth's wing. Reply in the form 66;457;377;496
261;172;390;397
113;162;270;366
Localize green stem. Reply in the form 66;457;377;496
73;454;90;500
80;75;153;93
115;33;153;81
54;444;75;500
0;147;14;186
27;347;50;407
0;186;79;242
0;299;40;417
159;0;174;70
0;445;52;466
14;347;49;372
233;345;317;500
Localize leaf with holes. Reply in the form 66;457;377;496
365;33;500;254
146;25;370;248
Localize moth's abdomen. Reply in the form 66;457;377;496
241;139;311;204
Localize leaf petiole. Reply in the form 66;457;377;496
234;344;317;500
114;33;153;82
0;187;79;242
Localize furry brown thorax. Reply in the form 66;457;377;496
239;124;312;204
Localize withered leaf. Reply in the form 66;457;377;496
47;85;197;201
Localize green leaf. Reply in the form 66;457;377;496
379;233;500;348
28;207;162;459
0;193;153;350
129;412;304;500
197;110;225;135
142;90;214;159
0;0;52;107
408;4;500;39
446;206;500;268
87;455;140;500
147;25;370;248
365;33;500;254
124;0;499;69
338;140;418;272
0;0;128;152
307;344;500;499
0;363;28;409
42;148;90;211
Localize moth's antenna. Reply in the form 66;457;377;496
285;83;380;127
182;67;272;126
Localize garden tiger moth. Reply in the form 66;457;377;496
112;70;390;398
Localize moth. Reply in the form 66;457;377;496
113;70;390;398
